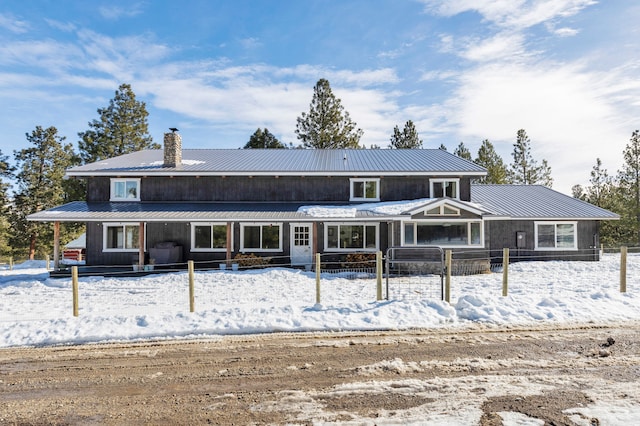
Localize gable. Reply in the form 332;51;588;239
404;198;489;220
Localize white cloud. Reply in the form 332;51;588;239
421;0;597;31
99;4;145;20
443;60;637;192
0;13;30;34
460;32;527;62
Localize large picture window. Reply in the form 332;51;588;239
535;222;577;250
403;221;482;247
110;178;140;201
325;223;378;251
192;223;229;251
430;179;459;199
350;178;380;201
103;223;141;251
241;223;282;251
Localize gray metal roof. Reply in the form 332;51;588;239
28;201;391;222
471;184;619;220
67;149;487;177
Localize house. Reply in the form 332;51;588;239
28;131;619;272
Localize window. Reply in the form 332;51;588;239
430;179;459;199
535;222;577;250
403;221;483;247
350;178;380;201
103;223;141;251
241;223;282;251
425;204;460;216
191;223;229;251
110;178;140;201
325;223;378;251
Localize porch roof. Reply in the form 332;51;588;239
471;184;620;220
27;201;397;222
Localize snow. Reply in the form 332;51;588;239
1;254;639;424
298;198;432;217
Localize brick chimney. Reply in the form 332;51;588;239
163;129;182;168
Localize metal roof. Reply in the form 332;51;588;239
28;201;392;222
471;184;619;220
67;149;487;177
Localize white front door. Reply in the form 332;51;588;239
290;223;313;266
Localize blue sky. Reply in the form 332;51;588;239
1;1;639;194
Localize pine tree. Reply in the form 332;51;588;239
475;139;508;184
389;120;422;149
244;128;286;149
618;130;640;244
0;150;14;259
453;142;472;160
78;83;158;163
508;129;553;186
10;126;79;259
295;79;363;148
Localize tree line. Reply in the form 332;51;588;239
0;79;638;260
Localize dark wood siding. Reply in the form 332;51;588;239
486;220;600;262
86;175;475;203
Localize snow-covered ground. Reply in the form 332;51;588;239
1;253;638;347
1;254;639;424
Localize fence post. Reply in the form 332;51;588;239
46;255;50;271
502;248;509;297
620;246;627;293
376;251;383;301
72;265;79;317
315;253;321;304
10;256;13;270
444;250;452;303
188;260;195;312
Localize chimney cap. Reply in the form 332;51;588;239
169;127;179;132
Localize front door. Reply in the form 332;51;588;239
290;223;313;266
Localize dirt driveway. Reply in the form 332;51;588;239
1;322;639;425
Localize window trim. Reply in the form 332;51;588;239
191;222;231;252
349;178;380;202
324;222;379;252
534;221;578;251
110;178;141;202
102;222;144;252
240;222;283;252
430;178;460;199
401;220;484;248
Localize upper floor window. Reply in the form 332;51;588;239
111;178;140;201
535;222;577;250
350;178;380;201
430;179;459;199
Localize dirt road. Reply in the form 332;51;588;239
1;323;639;425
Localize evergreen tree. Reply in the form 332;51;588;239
295;79;363;148
582;158;625;246
244;128;286;149
10;126;79;259
0;150;14;260
389;120;422;149
508;129;553;186
438;144;448;151
78;83;158;164
618;130;640;245
453;142;472;160
475;139;508;184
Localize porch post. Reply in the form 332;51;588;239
138;222;145;267
226;222;232;266
312;222;318;257
53;221;60;270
